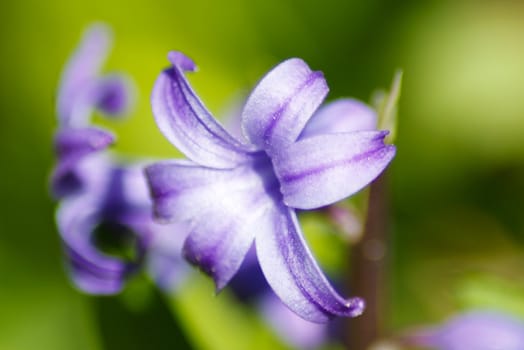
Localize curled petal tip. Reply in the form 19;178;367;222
275;131;396;209
346;297;365;317
84;22;112;43
214;280;227;294
95;74;135;117
151;59;248;167
378;129;390;137
168;51;197;72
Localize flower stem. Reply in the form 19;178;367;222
346;172;390;349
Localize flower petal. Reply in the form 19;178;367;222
146;221;189;291
56;198;130;295
273;131;396;209
94;74;134;117
183;200;269;291
51;127;114;198
145;156;277;290
300;98;377;139
145;155;277;222
57;23;112;126
241;58;328;150
256;205;365;322
54;127;114;159
151;51;252;168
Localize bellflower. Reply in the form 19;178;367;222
51;23;132;198
146;51;396;322
404;311;524;350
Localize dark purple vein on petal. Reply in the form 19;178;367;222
262;72;324;145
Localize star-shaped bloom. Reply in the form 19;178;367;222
57;156;188;294
51;23;132;198
146;51;396;322
404;311;524;350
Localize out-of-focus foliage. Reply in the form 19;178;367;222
169;274;291;350
1;0;524;349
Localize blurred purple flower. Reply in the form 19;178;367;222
52;24;187;294
146;51;396;322
326;204;364;242
51;24;133;198
56;23;132;127
404;311;524;350
57;158;188;294
259;293;328;349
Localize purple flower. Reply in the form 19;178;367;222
51;24;132;198
146;51;396;322
404;311;524;350
56;23;132;127
57;158;188;294
53;24;187;294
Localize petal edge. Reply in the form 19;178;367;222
256;205;365;323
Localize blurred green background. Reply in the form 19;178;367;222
1;0;524;349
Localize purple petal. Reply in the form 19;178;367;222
145;155;277;222
56;163;161;295
300;98;377;139
272;131;396;209
146;221;189;291
220;92;248;141
94;74;134;117
183;202;266;291
57;24;112;126
151;51;252;169
256;205;365;323
51;154;109;199
145;156;278;290
241;58;328;150
56;198;130;295
51;127;114;198
54;127;114;158
102;164;153;214
145;159;231;222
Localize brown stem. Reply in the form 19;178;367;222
346;172;390;349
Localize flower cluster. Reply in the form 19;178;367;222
52;24;187;294
52;24;396;323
